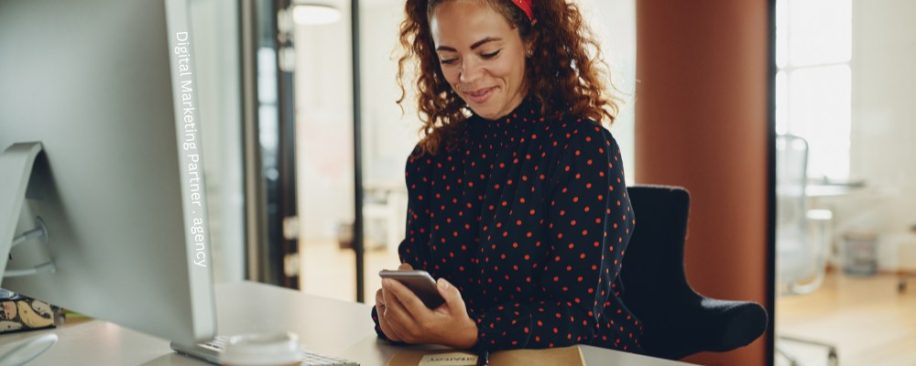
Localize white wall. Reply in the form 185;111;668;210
829;0;916;270
359;1;426;189
578;0;637;184
190;0;245;282
294;2;357;242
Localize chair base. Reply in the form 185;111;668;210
777;335;838;366
898;272;916;293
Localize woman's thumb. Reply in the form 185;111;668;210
437;278;458;302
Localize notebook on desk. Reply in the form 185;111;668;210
384;346;586;366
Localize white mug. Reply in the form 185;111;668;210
220;331;304;366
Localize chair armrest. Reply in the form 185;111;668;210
642;296;767;359
694;298;768;352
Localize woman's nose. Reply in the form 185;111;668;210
458;59;483;84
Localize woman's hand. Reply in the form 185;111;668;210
375;263;412;342
374;263;478;349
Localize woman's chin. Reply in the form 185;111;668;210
476;111;499;120
468;104;503;120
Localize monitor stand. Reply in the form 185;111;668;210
0;143;61;363
0;142;55;283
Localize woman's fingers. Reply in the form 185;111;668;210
375;288;398;341
384;278;430;318
375;288;386;307
382;281;424;341
382;298;415;342
435;278;467;316
376;303;403;342
383;282;415;323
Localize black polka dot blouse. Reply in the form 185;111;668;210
372;97;642;353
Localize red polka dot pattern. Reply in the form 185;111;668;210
371;98;642;352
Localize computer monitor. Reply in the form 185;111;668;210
0;0;216;346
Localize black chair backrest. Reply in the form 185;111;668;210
620;186;697;345
621;185;768;359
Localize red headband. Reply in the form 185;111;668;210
511;0;536;25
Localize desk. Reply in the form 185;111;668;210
0;282;692;366
805;178;866;198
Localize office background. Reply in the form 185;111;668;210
179;0;916;365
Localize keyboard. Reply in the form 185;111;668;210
170;336;359;366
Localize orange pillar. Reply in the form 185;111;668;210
635;1;772;366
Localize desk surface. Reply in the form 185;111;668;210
806;179;866;198
0;282;692;366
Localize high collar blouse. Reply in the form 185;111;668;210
373;97;642;353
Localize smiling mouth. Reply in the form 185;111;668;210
464;87;496;104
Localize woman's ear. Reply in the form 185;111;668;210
524;34;538;57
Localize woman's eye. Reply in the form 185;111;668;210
440;58;458;65
481;50;501;59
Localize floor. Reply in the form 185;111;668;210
776;271;916;366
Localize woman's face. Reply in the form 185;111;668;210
430;0;529;120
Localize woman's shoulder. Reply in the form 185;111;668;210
403;142;434;188
404;137;452;171
406;120;470;162
404;142;433;175
406;142;427;164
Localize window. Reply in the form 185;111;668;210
775;0;852;180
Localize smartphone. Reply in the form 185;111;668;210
378;270;446;309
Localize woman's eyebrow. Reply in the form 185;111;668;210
436;37;502;52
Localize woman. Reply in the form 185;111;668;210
372;0;641;353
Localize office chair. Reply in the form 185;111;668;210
899;224;916;293
775;134;838;366
619;185;768;360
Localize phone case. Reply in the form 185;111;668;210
379;270;446;309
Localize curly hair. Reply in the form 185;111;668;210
397;0;618;155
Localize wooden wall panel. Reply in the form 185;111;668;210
635;1;772;365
